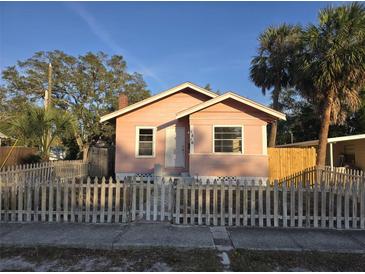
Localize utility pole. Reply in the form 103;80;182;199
44;63;52;110
43;63;52;160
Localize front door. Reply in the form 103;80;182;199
165;126;185;168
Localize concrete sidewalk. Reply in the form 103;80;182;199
1;222;364;253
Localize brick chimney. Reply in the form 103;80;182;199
118;94;128;109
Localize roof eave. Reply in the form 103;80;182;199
176;92;286;121
100;82;217;122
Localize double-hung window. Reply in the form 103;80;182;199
214;126;243;153
136;127;155;157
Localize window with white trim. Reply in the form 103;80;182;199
137;128;155;156
214;126;242;153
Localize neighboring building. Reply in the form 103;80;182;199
101;82;285;180
277;134;365;171
0;132;10;146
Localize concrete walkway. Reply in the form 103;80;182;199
1;222;364;253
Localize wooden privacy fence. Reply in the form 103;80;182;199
269;147;317;181
1;176;364;230
0;160;89;186
0;146;37;167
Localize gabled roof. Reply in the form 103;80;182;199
277;134;365;147
176;92;286;120
100;82;217;122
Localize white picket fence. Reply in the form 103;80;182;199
0;160;89;186
1;176;364;229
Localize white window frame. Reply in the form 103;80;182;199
135;126;156;158
212;125;244;154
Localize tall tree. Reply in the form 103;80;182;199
1;50;151;159
250;24;302;147
295;3;365;166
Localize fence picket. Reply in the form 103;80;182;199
220;181;225;226
213;180;218;226
175;181;181;224
34;178;40;222
115;179;121;223
313;181;318;228
56;180;61;222
168;178;173;221
352;183;358;229
198;181;203;225
191;181;196;225
70;178;75;222
344;181;350;229
92;177;98;223
266;181;271;227
298;181;303;228
122;178;128;223
258;180;264;227
108;177;114;223
360;182;364;229
337;182;343;229
85;178;91;223
305;181;311;227
250;181;255;226
290;181;295;227
183;181;188;224
100;178;106;223
282;181;287;228
235;180;240;226
48;179;54;222
153;178;158;221
273;181;278;227
160;179;165;221
146;178;151;221
206;180;211;226
243;180;248;226
329;182;335;229
228;181;233;226
131;179;136;222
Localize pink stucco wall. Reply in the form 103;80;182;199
189;98;269;177
115;88;211;175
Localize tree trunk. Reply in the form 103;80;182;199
83;144;90;163
316;96;333;167
268;87;280;147
268;121;278;147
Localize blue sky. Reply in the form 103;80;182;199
0;1;340;104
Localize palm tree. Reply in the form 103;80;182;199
0;104;75;160
250;24;302;147
295;3;365;166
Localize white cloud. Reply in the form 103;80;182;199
66;2;166;88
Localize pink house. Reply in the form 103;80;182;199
101;82;286;180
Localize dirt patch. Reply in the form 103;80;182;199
0;247;222;272
230;249;365;272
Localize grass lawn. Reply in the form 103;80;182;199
230;249;365;272
0;247;222;272
1;247;365;271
